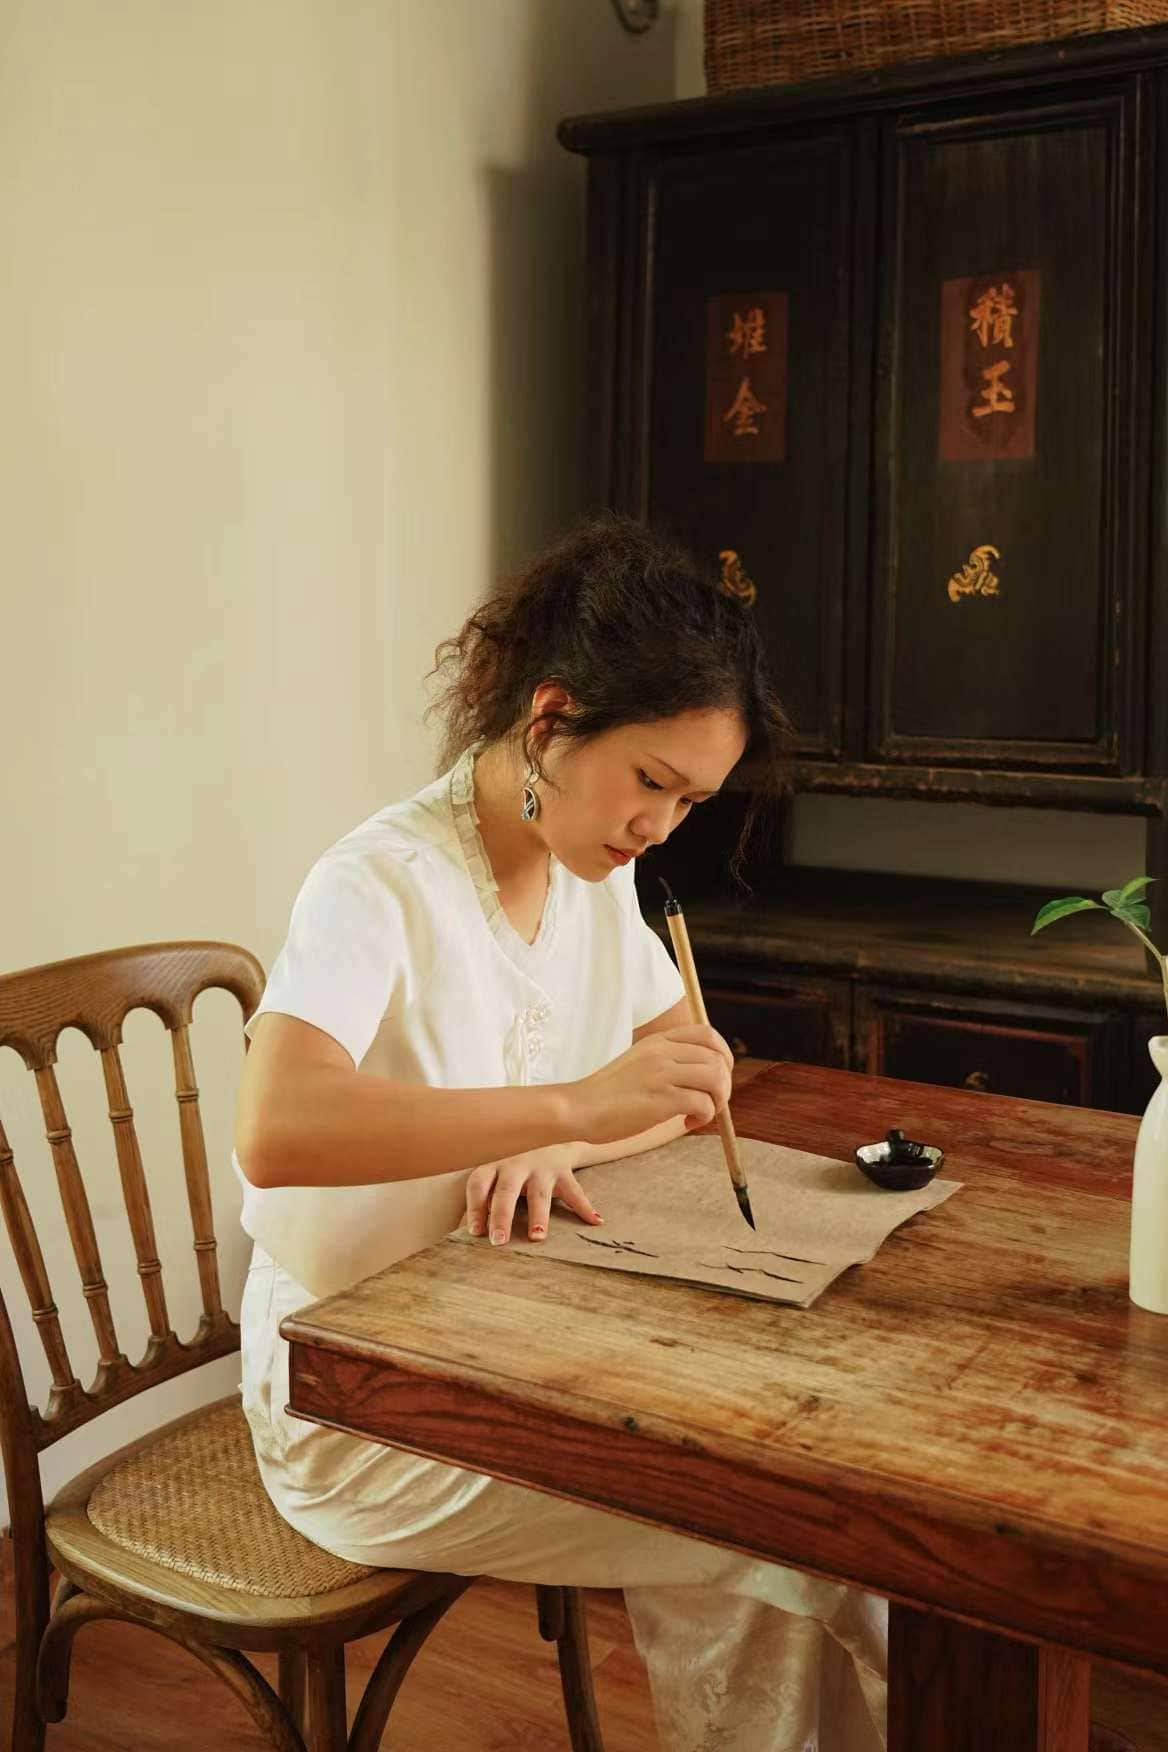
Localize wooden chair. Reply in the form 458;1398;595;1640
0;942;604;1751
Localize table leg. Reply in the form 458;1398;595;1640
888;1604;1092;1752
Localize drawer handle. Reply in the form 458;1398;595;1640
729;1036;751;1061
963;1070;991;1093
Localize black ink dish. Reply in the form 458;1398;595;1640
855;1127;944;1192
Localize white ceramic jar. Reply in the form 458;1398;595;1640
1130;1036;1168;1314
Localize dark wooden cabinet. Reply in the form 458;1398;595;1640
648;864;1157;1111
661;899;1165;1111
705;978;851;1068
565;28;1168;1115
854;986;1121;1107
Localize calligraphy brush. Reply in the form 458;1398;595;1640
659;878;756;1230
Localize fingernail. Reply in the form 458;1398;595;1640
591;1213;603;1224
529;1225;546;1239
490;1229;506;1246
467;1219;482;1236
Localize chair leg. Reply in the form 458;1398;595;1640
34;1584;81;1723
306;1646;347;1752
537;1583;566;1641
279;1648;307;1736
537;1585;605;1752
348;1579;473;1752
36;1591;306;1752
8;1535;51;1752
11;1597;47;1752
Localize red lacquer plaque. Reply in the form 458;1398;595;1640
939;269;1040;461
704;292;788;464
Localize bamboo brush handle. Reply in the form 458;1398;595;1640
664;910;749;1197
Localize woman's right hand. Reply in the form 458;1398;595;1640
567;1024;734;1145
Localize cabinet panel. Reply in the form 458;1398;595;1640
856;986;1121;1107
634;134;854;755
705;980;850;1069
871;85;1146;772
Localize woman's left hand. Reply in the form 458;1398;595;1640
464;1143;603;1245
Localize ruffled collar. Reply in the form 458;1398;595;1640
448;744;560;961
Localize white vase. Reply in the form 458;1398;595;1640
1130;1036;1168;1314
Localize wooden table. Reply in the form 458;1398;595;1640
283;1063;1168;1751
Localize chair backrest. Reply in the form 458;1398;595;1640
0;943;264;1498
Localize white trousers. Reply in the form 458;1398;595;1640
241;1249;887;1752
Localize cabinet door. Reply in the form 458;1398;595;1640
628;133;856;757
870;82;1147;773
705;979;851;1069
856;986;1122;1108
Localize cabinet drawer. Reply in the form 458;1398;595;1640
705;980;850;1069
856;987;1120;1107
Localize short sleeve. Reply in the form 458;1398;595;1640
622;869;686;1029
247;848;420;1069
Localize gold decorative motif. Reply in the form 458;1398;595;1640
719;549;758;607
947;544;1001;603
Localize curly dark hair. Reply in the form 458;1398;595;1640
426;513;789;879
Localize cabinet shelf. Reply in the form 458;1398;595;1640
643;867;1164;1114
778;764;1166;815
652;865;1157;1011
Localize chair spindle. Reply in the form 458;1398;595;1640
99;1045;173;1351
170;1026;226;1325
33;1066;125;1375
0;1112;80;1408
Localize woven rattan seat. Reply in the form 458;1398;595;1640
85;1400;375;1599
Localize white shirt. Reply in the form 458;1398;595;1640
235;746;685;1298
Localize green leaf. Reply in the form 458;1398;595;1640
1031;897;1102;935
1110;902;1152;931
1102;876;1155;910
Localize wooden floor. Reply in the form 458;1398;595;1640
1;1575;1167;1750
0;1581;653;1750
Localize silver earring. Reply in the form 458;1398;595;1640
520;767;540;822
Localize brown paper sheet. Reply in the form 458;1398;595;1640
451;1134;961;1308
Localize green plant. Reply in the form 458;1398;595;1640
1032;877;1168;1023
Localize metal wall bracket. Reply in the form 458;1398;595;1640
611;0;660;33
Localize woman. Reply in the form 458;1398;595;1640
235;515;887;1751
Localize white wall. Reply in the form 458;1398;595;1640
0;0;682;1513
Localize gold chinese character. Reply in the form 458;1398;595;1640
947;544;1001;603
969;283;1017;349
723;376;767;437
719;549;758;607
972;359;1015;418
726;307;767;358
